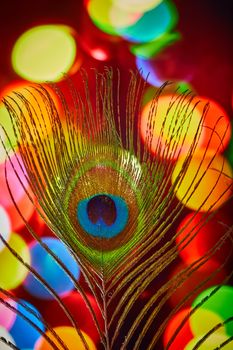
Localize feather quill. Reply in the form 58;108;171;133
0;68;233;349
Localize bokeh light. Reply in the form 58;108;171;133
35;327;96;350
185;333;233;350
226;122;233;170
0;327;16;350
117;0;178;43
172;152;233;212
132;31;181;59
89;47;111;61
0;1;231;349
10;300;45;349
112;0;163;13
0;153;35;230
0;82;59;145
42;291;104;343
109;5;142;29
0;104;17;163
169;260;227;308
176;211;232;265
196;96;231;153
24;237;80;299
0;293;17;330
1;81;61;190
0;232;30;290
11;25;79;82
192;285;233;336
140;94;203;159
0;153;29;207
136;40;195;86
87;0;141;36
189;309;225;337
136;56;166;86
0;205;11;252
163;308;193;350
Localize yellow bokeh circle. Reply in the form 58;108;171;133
172;152;232;212
112;0;163;13
189;309;225;337
1;82;59;146
140;94;203;160
35;327;96;350
11;25;78;82
0;232;30;290
185;333;233;350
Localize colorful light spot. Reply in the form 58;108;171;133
185;333;233;350
163;308;193;350
0;104;17;163
0;153;35;231
112;0;163;13
0;233;30;290
41;291;104;343
87;0;141;35
196;96;231;153
176;211;232;265
24;237;80;299
0;81;59;146
136;45;194;87
169;260;227;308
90;47;110;61
142;83;195;108
0;205;11;252
140;94;203;159
192;285;233;336
225;122;233;169
11;25;78;82
117;0;178;43
10;300;45;349
131;31;181;59
0;293;17;330
136;56;165;86
0;327;16;350
35;327;96;350
189;309;225;337
171;152;232;212
109;4;142;29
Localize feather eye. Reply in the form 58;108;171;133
1;68;233;349
64;148;146;274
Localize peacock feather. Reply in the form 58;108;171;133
0;68;233;349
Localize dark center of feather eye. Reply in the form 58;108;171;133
87;195;117;226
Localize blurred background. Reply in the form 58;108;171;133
0;0;232;349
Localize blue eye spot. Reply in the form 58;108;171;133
77;194;129;238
